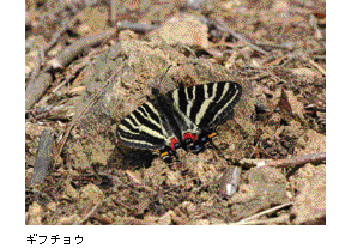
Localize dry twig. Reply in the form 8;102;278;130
48;28;116;69
75;201;102;225
225;152;326;169
109;0;117;26
308;59;326;76
30;129;55;190
232;213;290;225
44;16;78;54
214;19;269;55
26;48;43;90
230;203;293;225
26;51;51;112
116;22;160;32
26;29;116;111
255;41;296;50
55;63;126;158
263;152;326;169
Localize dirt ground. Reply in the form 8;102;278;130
25;0;326;225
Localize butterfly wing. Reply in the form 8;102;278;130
116;100;172;150
167;81;242;153
116;81;242;161
168;81;242;130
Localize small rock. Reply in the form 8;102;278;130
77;24;91;36
166;170;179;185
230;167;288;220
151;15;208;48
291;67;321;79
181;201;196;214
271;113;281;123
271;0;290;18
47;202;56;212
58;214;81;225
28;201;42;225
305;103;316;110
296;137;306;147
231;183;256;203
229;144;236;151
158;211;173;225
186;203;196;214
80;183;104;205
291;164;326;224
25;65;31;75
126;170;141;184
65;181;79;199
194;219;210;225
119;30;138;41
304;129;326;153
210;218;225;225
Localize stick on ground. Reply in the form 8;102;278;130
30;129;54;189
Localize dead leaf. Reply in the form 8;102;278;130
278;88;304;122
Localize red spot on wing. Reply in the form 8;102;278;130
170;138;179;151
183;132;198;142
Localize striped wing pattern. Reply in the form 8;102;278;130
168;81;242;130
116;100;175;150
116;81;242;163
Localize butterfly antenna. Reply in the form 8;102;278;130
159;64;172;86
152;64;173;96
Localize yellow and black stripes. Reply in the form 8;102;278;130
116;81;242;163
168;81;242;130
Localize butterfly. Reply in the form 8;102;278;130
116;81;242;163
